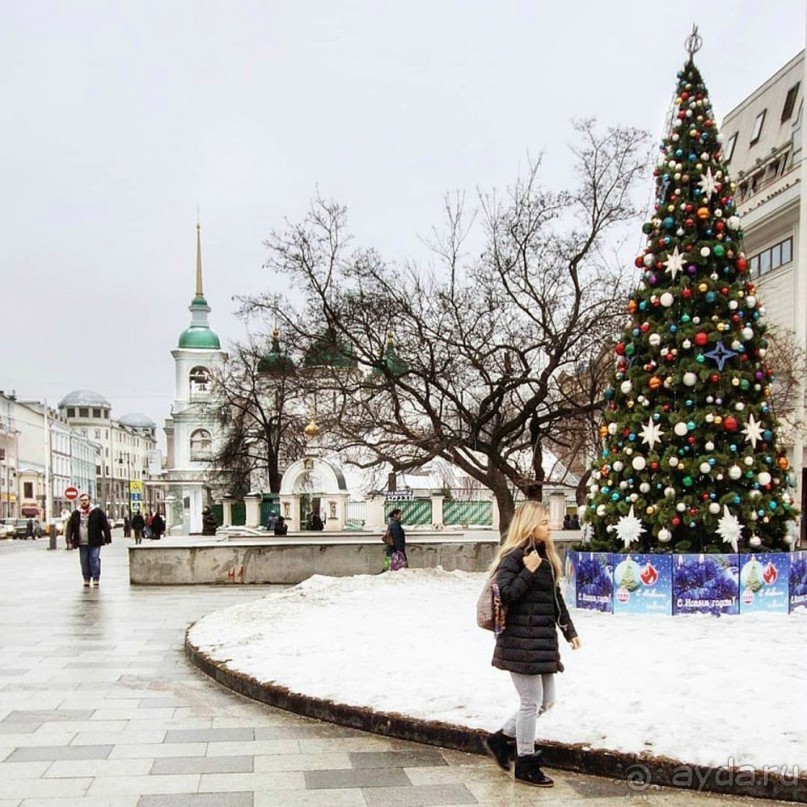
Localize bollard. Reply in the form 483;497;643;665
48;524;57;551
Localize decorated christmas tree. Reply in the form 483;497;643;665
585;30;797;554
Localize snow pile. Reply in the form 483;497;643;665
188;568;807;770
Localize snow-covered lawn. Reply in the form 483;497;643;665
188;568;807;771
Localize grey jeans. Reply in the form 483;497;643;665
501;672;556;756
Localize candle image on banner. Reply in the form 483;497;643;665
575;552;613;613
789;551;807;613
673;553;739;616
739;553;789;614
564;551;578;604
613;554;672;615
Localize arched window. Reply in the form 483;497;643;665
189;366;210;394
190;429;212;461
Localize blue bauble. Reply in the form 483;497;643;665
663;216;675;230
763;430;773;441
670;324;678;333
769;501;777;511
611;493;620;502
705;291;716;303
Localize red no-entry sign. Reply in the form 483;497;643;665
64;486;79;501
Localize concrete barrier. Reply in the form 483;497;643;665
129;533;500;585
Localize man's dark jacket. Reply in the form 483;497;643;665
65;508;112;548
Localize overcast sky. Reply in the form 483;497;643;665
2;1;805;447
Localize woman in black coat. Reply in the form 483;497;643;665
484;501;580;788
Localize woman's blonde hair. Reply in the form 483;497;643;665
488;500;562;579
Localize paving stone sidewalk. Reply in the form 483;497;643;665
0;535;790;806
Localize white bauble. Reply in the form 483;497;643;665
732;340;742;351
749;535;762;548
727;215;740;230
742;327;754;340
625;447;633;455
705;441;715;451
620;481;628;490
785;532;796;546
643;253;655;267
735;402;745;411
758;471;772;486
750;489;761;499
608;422;618;434
676;502;686;512
612;460;624;472
660;292;675;307
744;456;754;466
658;528;672;543
709;502;720;514
597;504;606;516
700;247;711;257
632;456;647;471
664;487;676;498
669;457;679;467
674;421;688;436
699;462;711;474
621;380;633;394
682;339;692;349
649;333;661;347
640;482;651;493
683;372;698;386
746;295;757;308
729;300;738;310
630;493;639;502
729;465;742;480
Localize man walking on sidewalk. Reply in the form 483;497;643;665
64;493;112;587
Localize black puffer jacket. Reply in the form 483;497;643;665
492;544;577;675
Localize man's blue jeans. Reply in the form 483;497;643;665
78;545;102;582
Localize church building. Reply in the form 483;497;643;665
162;224;228;534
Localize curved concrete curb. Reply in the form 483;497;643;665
185;628;806;803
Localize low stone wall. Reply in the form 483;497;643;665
129;534;499;585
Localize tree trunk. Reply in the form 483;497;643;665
488;470;515;537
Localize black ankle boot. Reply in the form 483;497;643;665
484;730;513;772
514;752;554;787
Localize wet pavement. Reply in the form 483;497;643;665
0;534;793;806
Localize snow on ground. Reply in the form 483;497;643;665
188;568;807;771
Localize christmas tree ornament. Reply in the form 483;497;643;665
607;505;646;548
715;506;742;552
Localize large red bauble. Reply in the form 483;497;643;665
695;332;708;346
736;257;748;272
672;517;681;527
683;287;693;299
635;256;645;268
615;342;626;355
724;416;739;431
710;373;720;383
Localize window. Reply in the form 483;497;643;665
81;428;87;437
189;366;210;394
190;429;212;461
749;237;794;278
93;408;101;418
725;132;738;162
750;110;766;145
782;83;800;122
0;448;4;460
67;407;75;417
94;429;101;439
79;408;89;417
24;482;33;498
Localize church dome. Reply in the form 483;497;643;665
118;412;157;429
304;327;357;369
258;329;295;376
178;325;221;349
59;389;112;409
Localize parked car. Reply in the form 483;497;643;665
0;521;15;539
0;518;30;539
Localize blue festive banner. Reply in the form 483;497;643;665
613;554;672;615
673;553;739;615
789;551;807;613
739;553;789;614
575;552;613;612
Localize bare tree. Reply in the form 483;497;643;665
242;120;650;531
207;338;308;499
